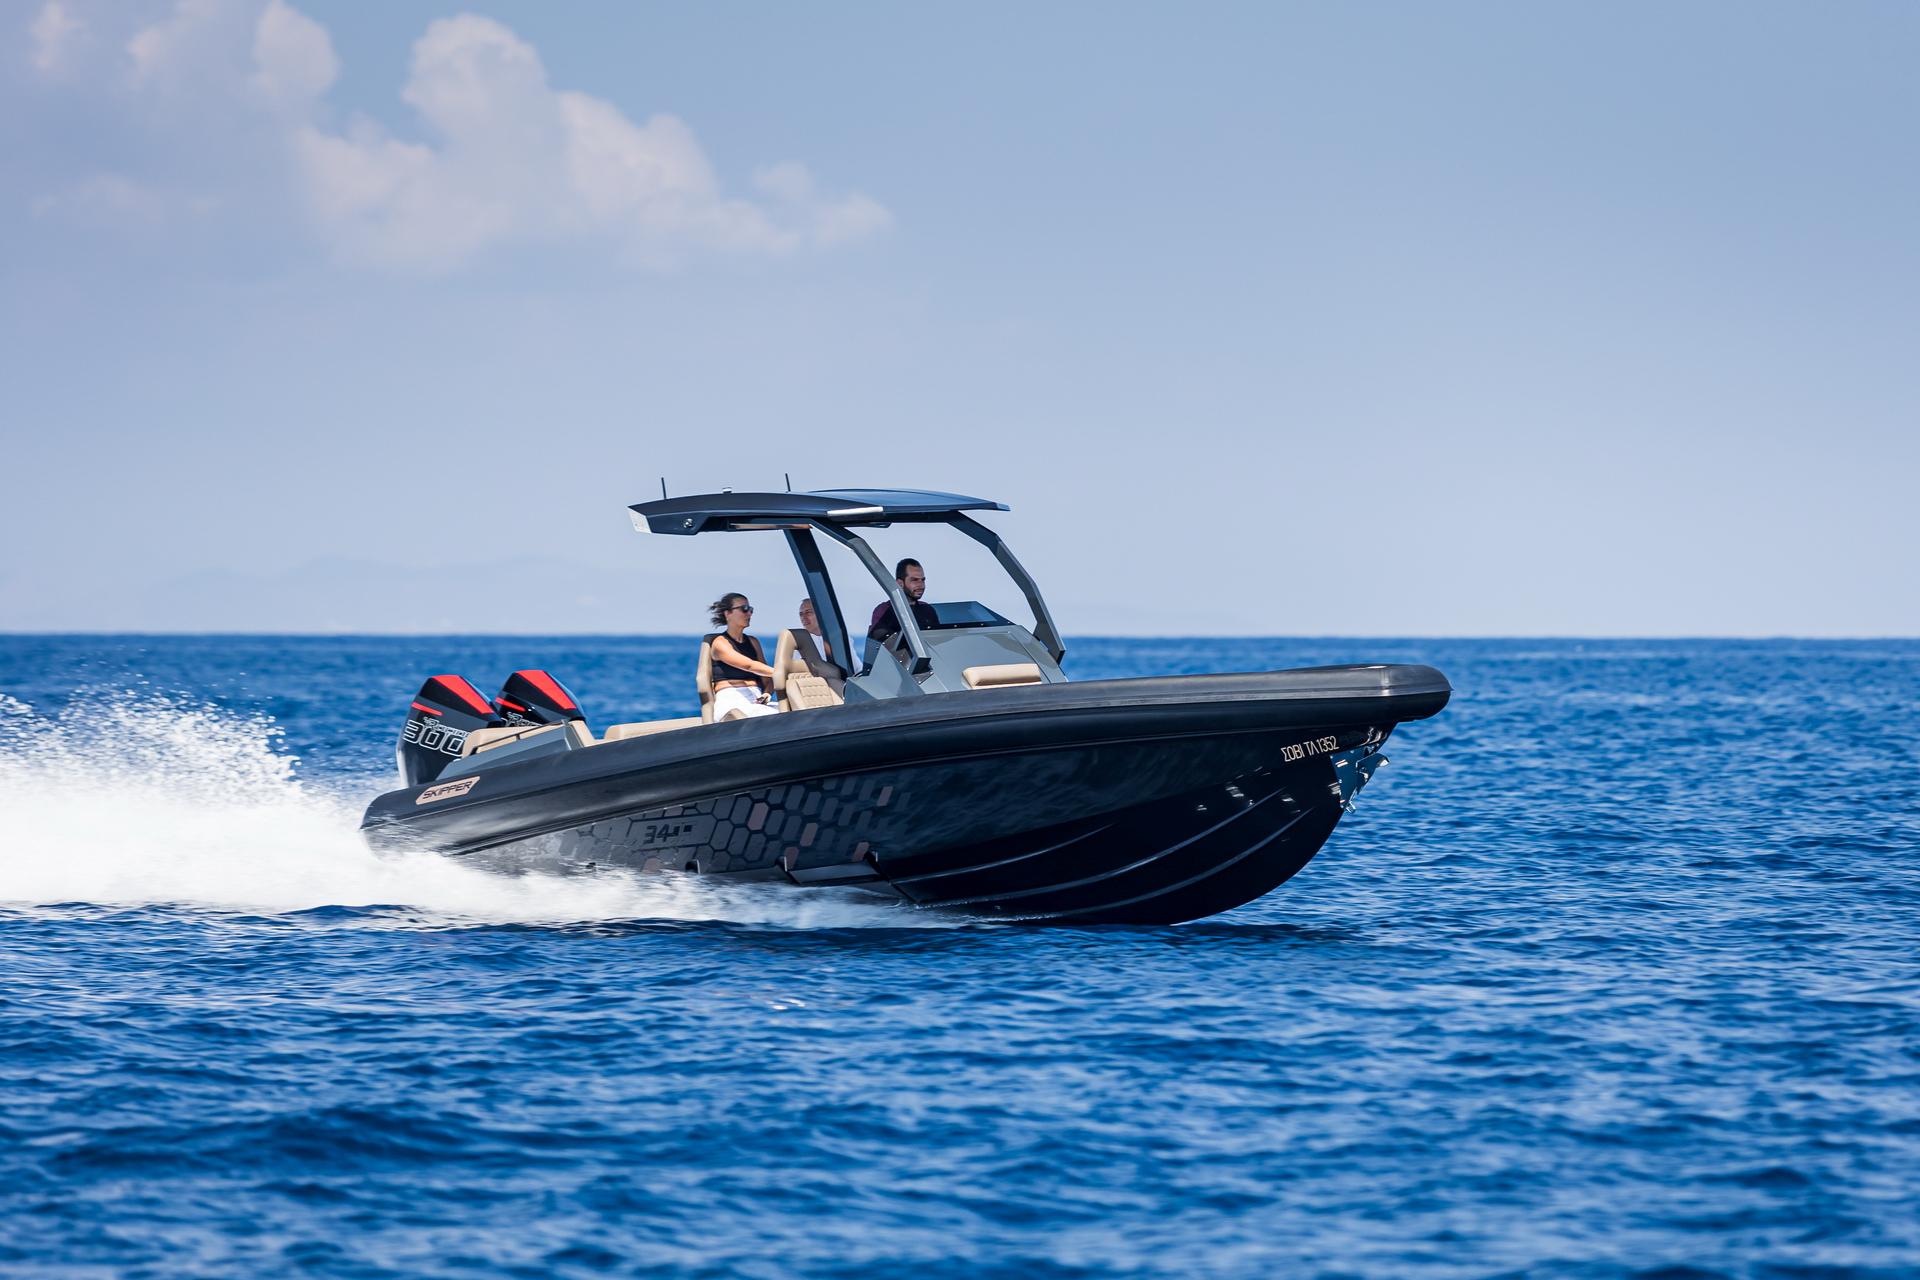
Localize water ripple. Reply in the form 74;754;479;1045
2;637;1918;1277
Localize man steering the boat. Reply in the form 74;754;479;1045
867;557;938;658
859;558;938;675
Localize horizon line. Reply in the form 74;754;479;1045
3;630;1917;643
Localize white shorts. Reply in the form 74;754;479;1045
714;685;780;719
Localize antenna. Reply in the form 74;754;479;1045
784;472;792;492
660;476;668;500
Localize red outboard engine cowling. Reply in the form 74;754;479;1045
398;675;502;788
493;670;588;728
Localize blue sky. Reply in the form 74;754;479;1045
3;1;1915;635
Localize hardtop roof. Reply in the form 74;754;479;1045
628;488;1008;535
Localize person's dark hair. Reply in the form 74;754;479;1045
708;592;749;628
894;558;922;581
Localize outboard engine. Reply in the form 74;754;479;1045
397;675;502;788
493;669;588;728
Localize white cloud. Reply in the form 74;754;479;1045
754;161;894;246
291;13;890;268
26;0;889;271
30;1;82;74
125;0;238;91
248;0;336;113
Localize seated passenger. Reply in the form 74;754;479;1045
707;593;779;719
867;557;938;646
798;597;834;661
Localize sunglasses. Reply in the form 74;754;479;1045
729;604;755;614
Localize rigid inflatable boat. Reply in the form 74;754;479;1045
359;488;1450;924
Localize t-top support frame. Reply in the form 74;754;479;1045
805;522;934;676
785;514;1064;682
781;528;855;677
948;513;1065;663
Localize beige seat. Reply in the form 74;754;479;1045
785;675;842;710
962;662;1045;689
464;720;600;753
773;629;845;711
773;630;811;682
602;717;704;741
461;722;566;756
696;638;716;723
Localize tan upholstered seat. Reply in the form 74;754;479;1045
772;630;810;687
461;723;565;756
773;629;845;711
601;717;704;741
696;638;715;723
784;674;843;710
463;720;598;754
962;662;1045;689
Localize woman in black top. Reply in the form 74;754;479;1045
707;592;779;719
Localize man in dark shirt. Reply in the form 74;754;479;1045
868;558;937;644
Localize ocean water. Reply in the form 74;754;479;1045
1;636;1916;1279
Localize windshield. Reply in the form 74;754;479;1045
919;601;1012;630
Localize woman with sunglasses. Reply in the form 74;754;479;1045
706;592;780;719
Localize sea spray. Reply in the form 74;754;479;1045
0;691;938;927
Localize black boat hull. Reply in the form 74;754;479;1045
360;665;1450;924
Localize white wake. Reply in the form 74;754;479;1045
0;692;937;928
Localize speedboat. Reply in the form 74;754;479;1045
358;488;1450;924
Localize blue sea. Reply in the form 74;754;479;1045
1;636;1916;1279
